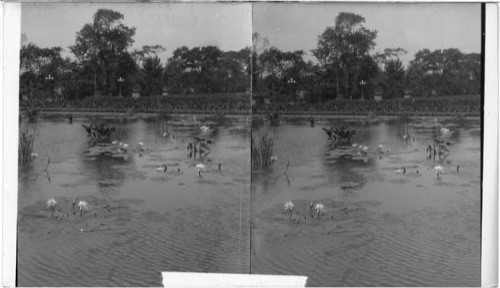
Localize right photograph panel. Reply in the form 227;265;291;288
250;3;482;286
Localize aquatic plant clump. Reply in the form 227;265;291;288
24;108;39;122
323;126;356;146
251;131;275;169
19;132;36;166
82;121;116;143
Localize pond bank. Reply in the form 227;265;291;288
33;110;480;121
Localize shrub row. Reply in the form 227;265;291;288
20;94;481;116
253;96;481;116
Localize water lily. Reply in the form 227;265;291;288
395;167;406;175
30;152;39;158
47;198;57;217
77;201;88;216
440;128;451;135
434;165;444;179
157;164;167;173
352;143;358;148
434;165;444;171
270;156;278;162
362;146;369;152
196;163;206;178
123;143;129;149
315;203;325;220
284;201;294;220
112;140;118;145
138;142;144;146
200;125;211;133
163;132;169;138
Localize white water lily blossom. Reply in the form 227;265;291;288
77;201;88;211
284;201;295;211
270;156;278;161
30;153;39;158
77;200;88;216
315;203;325;213
47;198;57;208
284;201;294;220
434;165;444;172
315;203;325;220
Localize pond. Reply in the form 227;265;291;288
251;116;481;287
17;114;251;286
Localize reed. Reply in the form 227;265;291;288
155;115;171;138
25;108;39;123
252;131;275;169
19;132;35;166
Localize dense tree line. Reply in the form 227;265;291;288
253;12;481;103
20;10;480;103
20;9;250;101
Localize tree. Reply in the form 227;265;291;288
20;42;66;100
259;47;307;101
134;45;165;96
382;59;405;98
251;32;270;93
406;48;480;97
312;12;378;99
70;9;136;96
373;48;407;98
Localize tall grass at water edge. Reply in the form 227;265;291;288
252;131;275;169
155;112;172;136
19;132;35;166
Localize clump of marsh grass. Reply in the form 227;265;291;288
396;110;413;141
155;114;172;138
251;131;275;169
368;110;377;121
19;132;36;166
25;108;39;123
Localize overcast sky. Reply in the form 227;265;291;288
22;3;480;66
253;3;481;66
21;3;252;62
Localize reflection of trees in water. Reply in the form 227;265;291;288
78;144;133;199
322;155;372;193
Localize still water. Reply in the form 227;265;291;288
251;116;481;287
18;114;251;286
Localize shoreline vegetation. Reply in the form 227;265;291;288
20;94;481;118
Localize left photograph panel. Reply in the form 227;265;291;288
17;3;252;286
